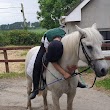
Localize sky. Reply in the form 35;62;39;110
0;0;40;25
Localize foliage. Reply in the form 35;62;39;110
9;30;43;45
0;31;10;46
31;22;40;29
29;28;47;34
0;29;46;46
0;22;40;30
37;0;80;29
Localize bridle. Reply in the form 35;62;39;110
78;35;105;67
77;35;106;88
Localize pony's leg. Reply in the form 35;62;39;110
52;92;61;110
43;89;48;110
67;90;76;110
27;75;32;110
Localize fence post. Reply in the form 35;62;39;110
3;50;9;73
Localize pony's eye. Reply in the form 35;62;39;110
87;45;93;50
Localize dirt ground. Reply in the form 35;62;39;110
0;78;110;110
0;49;110;110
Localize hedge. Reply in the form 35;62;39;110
0;30;46;46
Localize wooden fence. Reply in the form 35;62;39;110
0;46;32;73
0;43;110;73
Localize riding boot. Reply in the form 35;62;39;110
29;69;41;99
29;84;39;99
29;89;39;99
77;81;87;88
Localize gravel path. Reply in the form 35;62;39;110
0;78;110;110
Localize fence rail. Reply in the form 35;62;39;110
0;46;33;73
0;44;110;73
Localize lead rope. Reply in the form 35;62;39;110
89;76;97;88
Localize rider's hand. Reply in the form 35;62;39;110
67;65;77;73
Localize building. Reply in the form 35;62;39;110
60;0;110;66
60;0;110;41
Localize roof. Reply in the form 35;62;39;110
60;0;91;25
66;0;84;16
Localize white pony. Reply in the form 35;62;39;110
25;24;108;110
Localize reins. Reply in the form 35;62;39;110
37;65;91;92
33;65;95;92
41;60;95;90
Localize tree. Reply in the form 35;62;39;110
37;0;80;29
31;22;40;28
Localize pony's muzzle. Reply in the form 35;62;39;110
91;60;108;77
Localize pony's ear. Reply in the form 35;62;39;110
92;23;97;30
75;25;86;35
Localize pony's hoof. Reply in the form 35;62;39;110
27;106;32;110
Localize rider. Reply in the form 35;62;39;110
30;27;86;99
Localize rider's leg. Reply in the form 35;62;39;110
30;43;46;99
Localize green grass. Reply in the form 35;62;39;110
79;67;94;73
96;77;110;90
0;72;25;79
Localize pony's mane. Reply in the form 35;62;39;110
61;31;79;53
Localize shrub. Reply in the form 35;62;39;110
0;30;45;46
0;32;10;46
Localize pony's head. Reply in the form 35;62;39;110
76;23;108;77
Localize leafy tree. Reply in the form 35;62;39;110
31;22;40;28
9;22;24;30
37;0;80;29
1;24;9;30
0;22;40;30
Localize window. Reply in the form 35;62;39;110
100;31;110;50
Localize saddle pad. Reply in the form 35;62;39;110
26;47;40;79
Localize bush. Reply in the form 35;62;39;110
0;30;46;46
9;30;39;45
0;32;10;46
